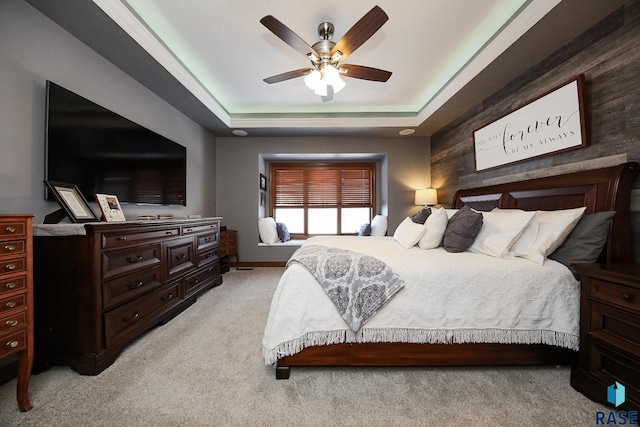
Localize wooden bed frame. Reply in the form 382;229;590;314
275;162;639;379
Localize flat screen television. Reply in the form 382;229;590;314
45;81;187;206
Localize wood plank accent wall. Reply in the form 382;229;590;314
431;1;640;262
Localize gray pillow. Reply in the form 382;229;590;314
411;207;432;224
276;222;291;242
549;211;616;266
358;223;371;236
442;205;483;253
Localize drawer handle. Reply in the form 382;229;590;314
5;341;19;349
4;245;16;252
127;280;144;290
166;231;173;235
5;282;16;290
622;294;632;301
162;293;174;302
5;226;16;233
6;319;18;327
126;254;143;263
176;254;186;261
117;237;127;241
5;264;16;271
5;301;16;309
185;228;192;233
122;312;139;322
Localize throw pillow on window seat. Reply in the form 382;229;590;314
358;223;372;236
258;217;280;244
370;215;388;236
276;222;291;242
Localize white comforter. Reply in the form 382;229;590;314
263;236;580;365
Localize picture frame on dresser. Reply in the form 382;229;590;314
44;181;99;223
95;193;126;222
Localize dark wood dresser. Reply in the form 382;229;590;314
571;263;640;411
0;214;34;411
33;218;222;375
219;229;238;272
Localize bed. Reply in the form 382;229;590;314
263;162;639;379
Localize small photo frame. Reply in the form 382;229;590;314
259;173;267;191
45;181;99;223
95;193;127;222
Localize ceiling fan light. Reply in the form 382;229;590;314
304;69;321;90
323;65;346;93
314;80;328;96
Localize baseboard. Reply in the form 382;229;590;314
232;261;286;268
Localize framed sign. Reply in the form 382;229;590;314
44;181;99;223
95;194;127;222
473;75;587;171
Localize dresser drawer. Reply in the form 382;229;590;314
197;248;218;267
591;278;640;312
219;244;237;257
102;227;180;249
1;240;25;257
184;264;219;297
102;243;162;280
0;293;26;316
0;256;26;277
0;223;26;239
219;230;236;242
0;275;26;296
0;310;27;335
0;329;27;358
590;301;640;354
165;237;195;279
197;232;218;252
589;341;640;405
104;281;180;347
102;266;163;310
183;222;218;236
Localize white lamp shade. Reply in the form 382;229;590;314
415;188;438;206
324;65;346;93
304;69;321;90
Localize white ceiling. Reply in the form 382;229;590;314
27;0;626;137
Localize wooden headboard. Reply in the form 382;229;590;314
452;162;639;264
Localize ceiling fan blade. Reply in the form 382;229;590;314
260;15;320;61
340;64;392;82
330;6;388;61
263;68;313;84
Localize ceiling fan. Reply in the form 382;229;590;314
260;5;392;97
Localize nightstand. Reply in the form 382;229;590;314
219;229;238;273
571;263;640;411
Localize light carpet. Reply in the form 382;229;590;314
0;267;608;426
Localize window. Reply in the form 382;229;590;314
270;162;375;238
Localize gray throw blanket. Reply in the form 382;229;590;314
286;245;405;332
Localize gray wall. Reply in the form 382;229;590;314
0;0;217;222
431;1;640;262
216;137;430;263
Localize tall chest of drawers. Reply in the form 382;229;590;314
571;263;640;411
0;214;34;411
33;218;222;375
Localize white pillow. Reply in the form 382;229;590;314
523;207;587;265
418;207;448;249
468;210;537;258
509;212;539;256
489;208;540;257
258;217;280;244
393;217;425;248
370;215;388;236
